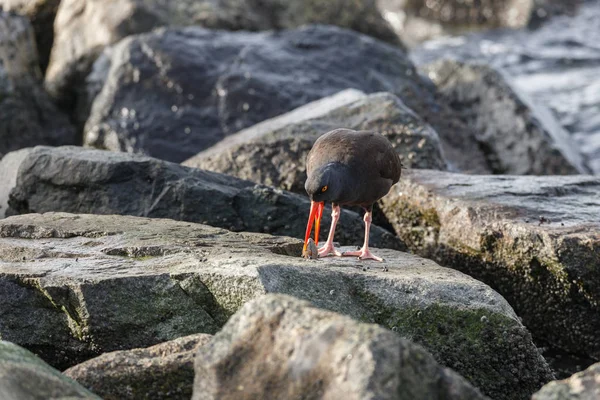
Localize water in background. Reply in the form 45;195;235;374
411;1;600;174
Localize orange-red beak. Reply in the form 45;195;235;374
303;201;324;252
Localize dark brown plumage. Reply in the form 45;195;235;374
303;128;401;261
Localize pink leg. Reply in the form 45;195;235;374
342;210;383;262
318;205;342;257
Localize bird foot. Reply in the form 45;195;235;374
318;243;342;258
342;248;384;262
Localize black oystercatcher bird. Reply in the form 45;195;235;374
303;129;401;261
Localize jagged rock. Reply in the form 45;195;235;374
82;24;489;170
533;362;600;400
45;0;399;112
0;11;76;157
193;294;489;400
64;334;213;400
421;59;587;175
0;145;401;249
0;212;553;400
0;0;61;71
0;340;100;400
184;90;448;193
379;169;600;368
410;1;600;174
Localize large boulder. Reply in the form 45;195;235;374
0;0;61;71
184;90;448;193
411;0;600;174
0;11;76;158
0;212;553;399
64;334;213;400
193;294;488;400
45;0;399;111
0;145;401;249
379;169;600;368
533;362;600;400
421;59;587;175
0;340;100;400
82;24;490;170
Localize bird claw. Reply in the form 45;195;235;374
318;243;342;258
342;248;384;262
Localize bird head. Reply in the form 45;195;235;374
303;163;348;253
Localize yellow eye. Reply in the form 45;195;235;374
321;186;328;192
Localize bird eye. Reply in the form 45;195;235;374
321;186;328;192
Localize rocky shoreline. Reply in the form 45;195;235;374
1;1;599;399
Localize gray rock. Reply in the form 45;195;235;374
45;0;399;112
0;0;61;71
0;145;401;250
0;340;100;400
64;334;213;400
0;11;76;157
0;212;553;400
82;24;489;171
533;362;600;400
193;294;489;400
410;1;600;174
421;59;587;175
379;169;600;367
184;90;448;194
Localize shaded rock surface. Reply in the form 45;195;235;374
0;0;61;71
0;145;401;249
193;294;489;400
83;24;490;170
45;0;399;111
421;59;587;174
184;90;448;194
0;340;100;400
0;11;76;158
411;1;600;174
65;334;212;400
533;362;600;400
0;212;553;399
379;169;600;370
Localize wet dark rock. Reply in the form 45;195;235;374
82;24;489;170
0;340;100;400
0;145;402;250
193;294;489;400
421;59;587;174
533;362;600;400
184;89;448;193
0;0;62;71
379;169;600;373
64;334;213;400
0;212;552;399
411;1;600;174
45;0;399;112
0;11;76;157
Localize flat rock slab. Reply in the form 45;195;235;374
193;294;488;400
0;145;402;250
184;90;448;194
0;212;552;400
0;340;100;400
379;169;600;362
82;24;489;170
65;333;213;400
533;362;600;400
